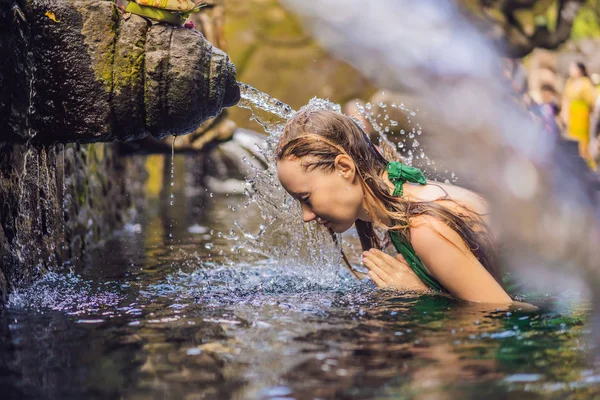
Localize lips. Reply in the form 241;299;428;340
317;218;330;227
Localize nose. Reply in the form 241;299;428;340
301;204;317;223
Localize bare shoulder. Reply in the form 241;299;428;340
409;215;466;252
408;215;511;303
408;181;489;217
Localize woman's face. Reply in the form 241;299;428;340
277;157;365;233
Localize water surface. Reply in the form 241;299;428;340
1;192;597;400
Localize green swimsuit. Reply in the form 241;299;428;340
386;162;521;295
386;162;447;292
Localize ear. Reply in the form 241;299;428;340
334;154;356;180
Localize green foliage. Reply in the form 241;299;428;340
572;1;600;39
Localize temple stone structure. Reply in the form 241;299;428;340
0;0;240;300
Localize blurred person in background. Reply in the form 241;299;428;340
537;83;563;139
589;74;600;166
561;62;597;168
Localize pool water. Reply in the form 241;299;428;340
1;193;598;400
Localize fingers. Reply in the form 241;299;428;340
364;249;429;292
374;248;408;265
363;249;391;275
368;271;386;287
362;255;390;282
365;248;405;274
395;253;409;266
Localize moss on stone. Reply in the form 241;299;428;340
112;16;147;97
113;50;144;96
77;0;119;92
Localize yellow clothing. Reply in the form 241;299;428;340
563;76;597;168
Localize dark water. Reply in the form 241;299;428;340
1;193;598;400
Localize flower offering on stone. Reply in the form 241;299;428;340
135;0;204;12
125;0;205;25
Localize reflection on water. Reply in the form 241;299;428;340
1;192;598;399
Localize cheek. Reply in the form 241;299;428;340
328;182;364;219
346;185;365;214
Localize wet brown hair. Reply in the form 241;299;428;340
276;109;503;285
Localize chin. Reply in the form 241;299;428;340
330;221;354;233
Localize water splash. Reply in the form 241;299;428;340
233;84;447;283
7;272;122;313
231;84;358;282
145;261;370;309
237;82;296;134
351;99;447;179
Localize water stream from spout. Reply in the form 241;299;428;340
234;81;448;267
169;137;176;245
233;83;349;285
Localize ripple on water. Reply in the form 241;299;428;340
7;272;122;313
144;260;375;312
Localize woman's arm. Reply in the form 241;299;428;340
590;100;600;160
410;215;511;304
583;78;598;108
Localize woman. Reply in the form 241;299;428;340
276;109;512;304
562;62;597;167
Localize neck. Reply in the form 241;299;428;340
357;171;396;227
357;203;393;227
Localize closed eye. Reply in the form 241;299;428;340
300;195;312;207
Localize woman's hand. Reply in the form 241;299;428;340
362;248;429;291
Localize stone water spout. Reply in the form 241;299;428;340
0;0;240;144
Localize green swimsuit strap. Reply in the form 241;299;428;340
386;162;447;292
387;161;427;196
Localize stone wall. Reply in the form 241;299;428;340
0;143;146;301
0;0;242;300
1;0;239;143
